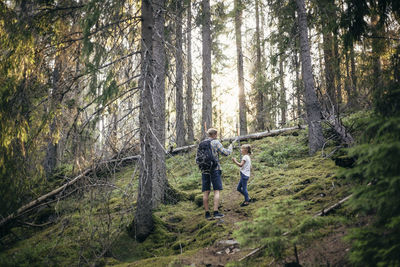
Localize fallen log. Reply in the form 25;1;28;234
223;125;306;143
170;125;306;154
0;168;92;229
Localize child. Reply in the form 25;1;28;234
232;144;252;206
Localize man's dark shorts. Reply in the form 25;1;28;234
202;170;222;192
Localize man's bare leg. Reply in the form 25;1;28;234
213;190;220;211
203;191;210;211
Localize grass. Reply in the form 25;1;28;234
0;129;354;266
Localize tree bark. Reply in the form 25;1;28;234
234;0;248;136
349;44;358;106
255;0;264;131
279;54;287;125
345;48;352;106
318;0;340;109
44;55;63;178
295;0;325;155
333;34;342;105
175;0;185;147
133;0;155;242
322;30;337;109
294;48;303;119
201;0;212;137
151;0;167;209
371;13;383;96
185;1;194;143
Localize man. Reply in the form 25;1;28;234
202;128;233;219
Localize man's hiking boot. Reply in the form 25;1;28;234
205;211;212;220
240;202;249;207
213;211;224;219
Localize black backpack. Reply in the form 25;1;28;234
196;139;217;174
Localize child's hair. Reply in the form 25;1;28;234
241;144;252;154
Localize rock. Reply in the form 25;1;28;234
232;248;240;253
217;239;239;247
333;155;355;168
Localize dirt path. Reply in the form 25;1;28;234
177;185;256;266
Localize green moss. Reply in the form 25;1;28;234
194;194;203;207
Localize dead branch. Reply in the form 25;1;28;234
239;246;265;261
21;221;54;228
314;194;353;217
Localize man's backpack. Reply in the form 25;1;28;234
196;139;217;174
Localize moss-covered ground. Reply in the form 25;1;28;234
0;129;355;266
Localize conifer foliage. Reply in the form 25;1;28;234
344;46;400;266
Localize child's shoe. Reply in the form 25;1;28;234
213;211;224;218
240;202;249;207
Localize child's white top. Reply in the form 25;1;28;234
240;154;251;177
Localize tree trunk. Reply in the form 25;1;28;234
255;0;264;131
333;34;342;106
295;0;325;155
234;0;248;135
349;44;358;106
44;55;63;178
322;31;337;109
151;0;167;209
175;0;185;147
185;1;194;143
345;48;352;106
317;0;337;110
133;0;155;242
371;13;383;95
201;0;212;137
345;46;358;108
279;54;287;125
294;48;302;119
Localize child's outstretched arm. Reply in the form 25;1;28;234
232;157;245;167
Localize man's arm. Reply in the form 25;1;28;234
214;140;232;156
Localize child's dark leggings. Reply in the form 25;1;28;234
237;172;250;202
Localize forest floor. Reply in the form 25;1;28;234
174;190;352;267
112;129;355;267
0;126;359;267
174;186;257;266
